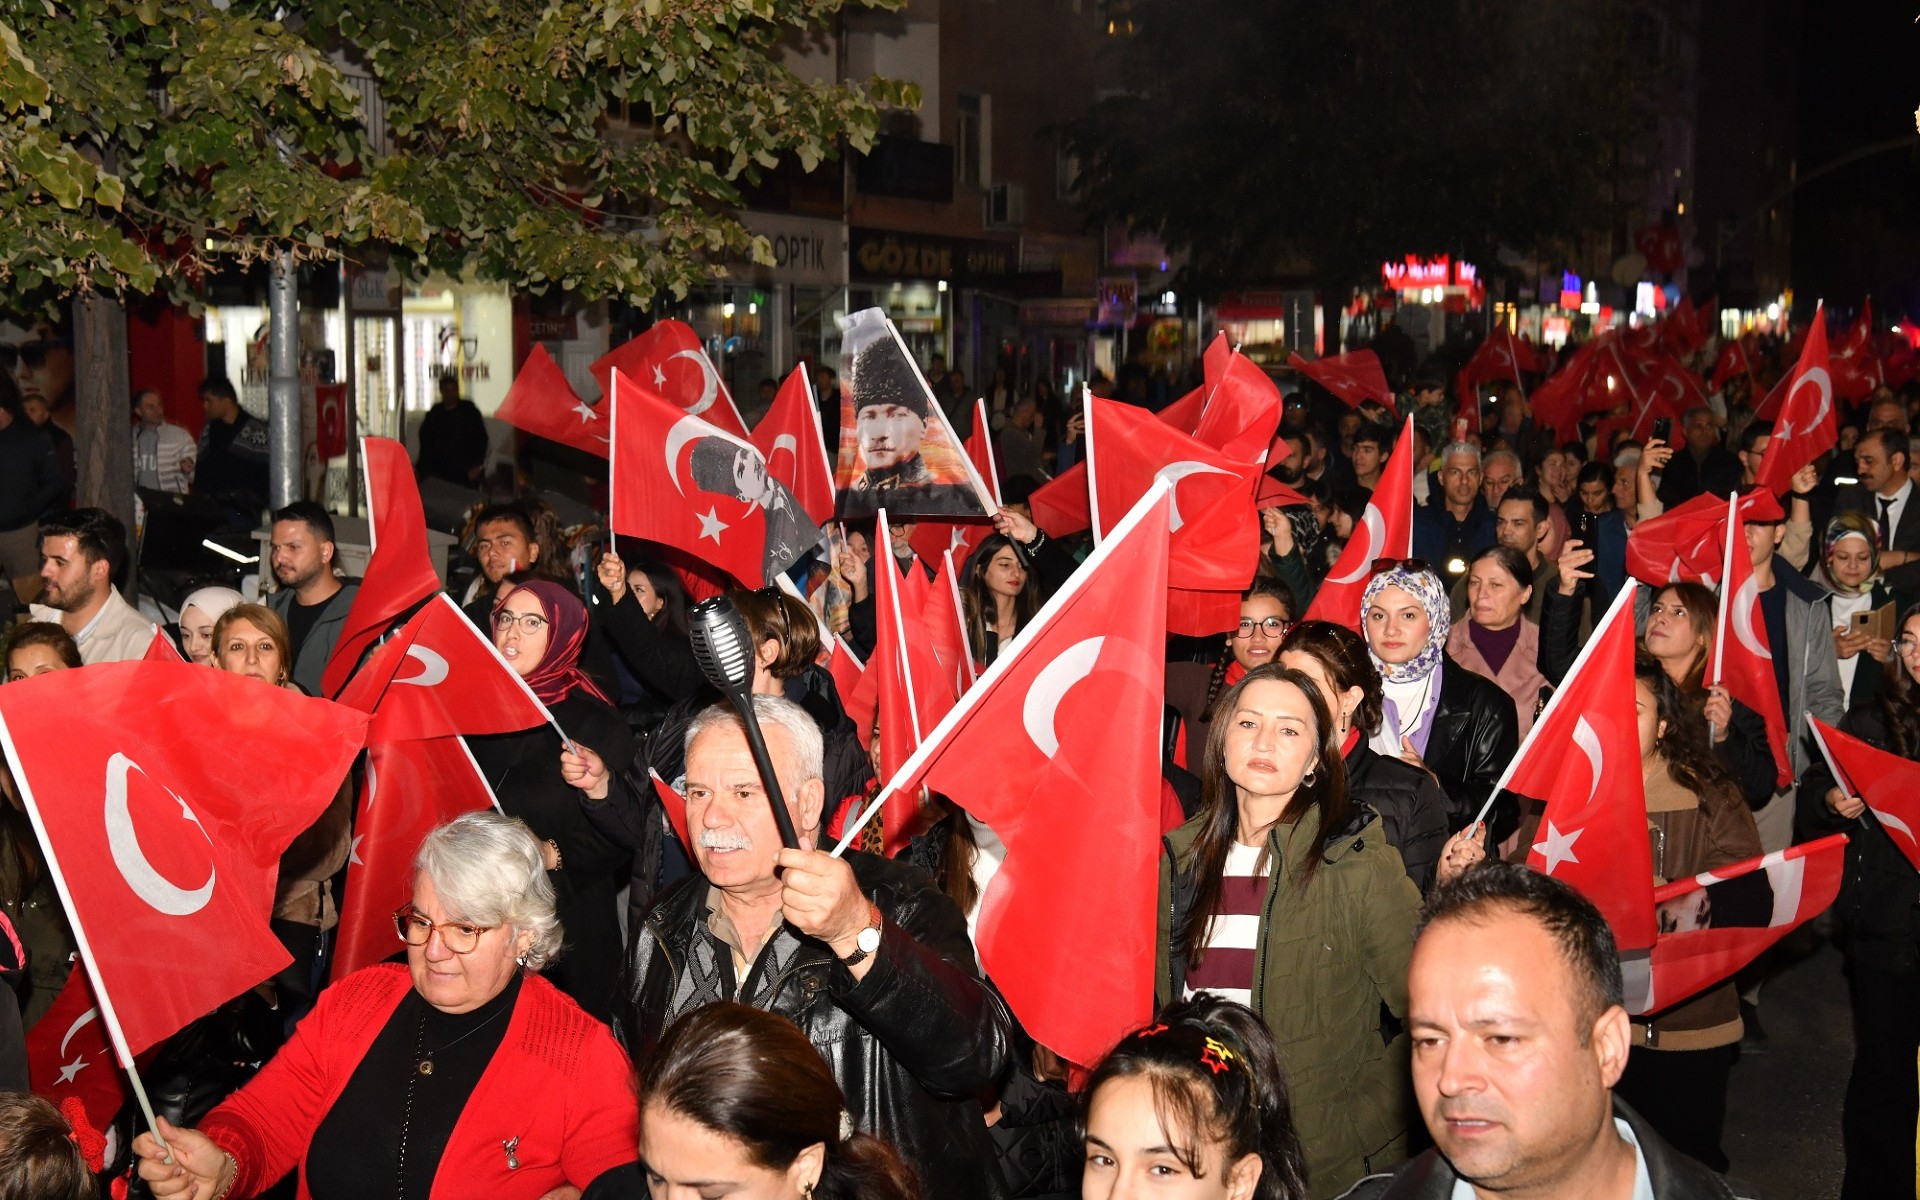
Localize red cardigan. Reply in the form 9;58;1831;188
200;964;638;1199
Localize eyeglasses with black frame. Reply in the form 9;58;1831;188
1233;616;1291;639
393;906;495;954
492;610;551;635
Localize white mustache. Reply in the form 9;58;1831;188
697;830;754;852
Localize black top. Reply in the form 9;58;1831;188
195;411;271;516
416;399;490;486
308;972;523;1199
284;594;329;659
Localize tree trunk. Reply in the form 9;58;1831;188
74;292;135;577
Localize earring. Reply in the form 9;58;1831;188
515;955;528;967
802;1185;815;1200
1301;765;1318;787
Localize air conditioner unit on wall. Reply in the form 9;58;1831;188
986;182;1027;229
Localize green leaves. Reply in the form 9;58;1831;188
0;0;906;310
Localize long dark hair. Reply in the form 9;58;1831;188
1877;602;1920;758
630;558;691;638
1179;666;1350;972
961;533;1041;654
928;793;982;917
1084;995;1308;1200
1201;579;1297;723
642;1003;917;1200
1276;620;1383;738
1633;653;1737;798
1649;581;1717;694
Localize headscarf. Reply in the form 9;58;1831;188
180;586;245;625
496;579;608;706
1821;512;1881;598
1360;564;1451;684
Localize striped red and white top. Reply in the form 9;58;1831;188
1184;840;1270;1008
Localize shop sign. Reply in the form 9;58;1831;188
851;227;1015;285
1379;255;1478;292
527;313;578;342
739;212;843;288
1097;275;1138;325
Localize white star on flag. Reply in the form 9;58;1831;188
696;508;729;543
56;1057;86;1084
652;365;667;387
572;401;598;424
1532;820;1583;875
348;834;363;867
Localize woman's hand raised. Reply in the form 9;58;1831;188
133;1117;235;1200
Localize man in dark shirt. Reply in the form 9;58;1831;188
194;376;270;526
1654;405;1740;509
415;374;490;487
265;502;359;694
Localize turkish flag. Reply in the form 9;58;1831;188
143;627;183;662
1456;328;1542;411
1193;337;1284;464
1030;463;1092;537
751;366;838;527
1087;393;1259;592
827;635;867;715
862;512;958;855
335;593;553;743
649;770;693;857
497;344;607;457
0;661;367;1056
1636;223;1685;274
1627;356;1707;440
1168;588;1242;638
333;735;497;978
1625;488;1784;588
1289;349;1393;409
1752;311;1836;496
913;398;1001;565
315;383;349;462
1657;296;1709;359
26;970;127;1165
1634;834;1846;1015
1711;338;1754;393
1301;417;1415;629
853;485;1171;1068
322;437;444;699
1809;718;1920;871
1709;495;1791;789
1829;300;1883;402
925;548;978;694
610;369;821;589
1511;583;1659;951
592;319;750;437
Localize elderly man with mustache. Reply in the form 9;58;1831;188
570;696;1014;1200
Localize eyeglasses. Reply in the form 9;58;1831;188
493;610;550;634
750;585;793;646
1370;557;1433;577
1233;617;1291;639
1896;638;1920;658
393;907;495;954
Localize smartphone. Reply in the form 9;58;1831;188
1652;416;1672;444
1572;511;1598;548
1854;610;1874;630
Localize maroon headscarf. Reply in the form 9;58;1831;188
496;579;609;706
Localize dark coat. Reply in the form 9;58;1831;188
468;691;634;1020
1344;740;1451;893
614;851;1013;1200
1422;656;1520;840
1798;702;1920;977
415;397;490;486
1336;1098;1740;1199
0;420;65;532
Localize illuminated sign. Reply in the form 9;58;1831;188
1380;255;1478;292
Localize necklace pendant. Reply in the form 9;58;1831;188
417;1059;434;1076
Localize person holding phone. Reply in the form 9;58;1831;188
1815;513;1901;710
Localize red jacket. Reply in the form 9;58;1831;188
200;964;638;1199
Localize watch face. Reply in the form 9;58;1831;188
857;925;882;954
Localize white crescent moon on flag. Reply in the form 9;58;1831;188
1732;575;1772;660
396;645;450;687
103;752;216;918
59;1006;99;1057
1572;716;1604;807
1325;503;1386;585
664;416;702;497
668;349;722;417
1155;461;1233;533
1021;636;1105;758
1779;366;1833;440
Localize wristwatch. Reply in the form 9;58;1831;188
839;903;884;966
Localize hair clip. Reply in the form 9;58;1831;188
1134;1023;1169;1039
1200;1036;1242;1076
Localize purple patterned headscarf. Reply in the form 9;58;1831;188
1361;565;1450;684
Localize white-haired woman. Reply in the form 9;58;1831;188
132;812;639;1200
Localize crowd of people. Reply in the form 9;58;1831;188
0;320;1913;1200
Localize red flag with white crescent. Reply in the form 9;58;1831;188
925;548;978;692
0;662;367;1056
1709;493;1792;789
1301;417;1415;629
610;369;821;589
1625;488;1784;588
839;485;1172;1067
592;319;750;437
913;398;1001;565
1288;348;1393;409
1753;309;1836;496
649;770;694;857
1810;718;1920;872
334;735;498;978
1193;337;1284;464
334;593;554;743
1509;582;1659;951
750;366;837;527
322;437;444;698
496;343;608;457
26;969;127;1167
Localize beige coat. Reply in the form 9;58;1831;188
1445;618;1548;739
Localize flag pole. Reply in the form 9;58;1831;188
1709;492;1736;741
833;478;1173;856
1082;384;1103;547
438;592;578;754
1805;714;1877;835
1468;579;1639;830
0;719;172;1160
943;546;979;688
878;508;925;746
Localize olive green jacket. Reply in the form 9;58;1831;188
1157;809;1422;1199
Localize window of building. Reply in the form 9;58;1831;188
957;92;990;188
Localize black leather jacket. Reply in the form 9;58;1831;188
1345;740;1451;893
1337;1098;1741;1199
612;851;1013;1200
1423;655;1520;841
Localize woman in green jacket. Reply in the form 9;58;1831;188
1156;664;1423;1199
